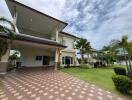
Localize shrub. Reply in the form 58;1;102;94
63;66;79;68
113;67;126;75
7;64;16;72
112;75;132;93
80;64;90;69
128;74;132;79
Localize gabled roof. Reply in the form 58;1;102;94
5;0;68;37
0;32;66;48
5;0;80;39
6;0;68;25
60;31;80;39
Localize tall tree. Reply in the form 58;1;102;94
126;42;132;70
118;35;129;71
111;35;131;72
0;17;16;61
75;38;91;64
101;45;116;66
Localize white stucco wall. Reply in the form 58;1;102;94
11;33;78;67
60;51;74;66
59;34;78;66
20;47;55;67
59;35;75;49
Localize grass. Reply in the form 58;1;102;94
62;65;132;100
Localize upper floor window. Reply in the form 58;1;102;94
62;40;66;45
73;41;75;49
60;39;66;45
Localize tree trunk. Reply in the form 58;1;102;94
0;54;2;61
119;60;121;65
87;54;90;64
81;54;84;64
123;48;129;72
129;60;132;70
80;51;83;64
128;56;132;70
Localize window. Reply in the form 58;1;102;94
62;56;73;65
36;56;42;61
65;56;70;64
51;56;54;61
73;42;75;48
62;57;65;64
62;40;66;45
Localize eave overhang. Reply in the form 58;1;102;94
5;0;68;35
60;31;80;39
0;32;67;48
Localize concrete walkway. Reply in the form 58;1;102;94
0;68;124;100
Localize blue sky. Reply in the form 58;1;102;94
0;0;132;49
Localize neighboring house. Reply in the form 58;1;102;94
87;49;99;64
0;0;79;73
116;48;128;56
77;48;99;64
115;48;131;65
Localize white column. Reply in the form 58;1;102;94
54;26;61;70
56;28;59;42
55;48;59;62
54;48;60;70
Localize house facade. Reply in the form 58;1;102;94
0;0;79;74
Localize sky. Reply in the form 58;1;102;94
0;0;132;50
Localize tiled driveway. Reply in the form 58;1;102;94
0;68;124;100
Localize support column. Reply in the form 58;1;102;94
54;48;60;70
56;28;59;42
54;26;60;70
0;44;11;75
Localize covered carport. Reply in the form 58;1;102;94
0;32;66;74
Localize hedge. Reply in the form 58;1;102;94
112;75;132;93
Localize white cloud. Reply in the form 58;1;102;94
0;0;132;50
0;0;12;19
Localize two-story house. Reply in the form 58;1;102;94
0;0;79;74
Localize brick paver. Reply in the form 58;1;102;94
0;68;125;100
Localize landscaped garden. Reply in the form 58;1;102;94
62;65;132;99
65;35;132;99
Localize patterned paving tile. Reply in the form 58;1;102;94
0;68;126;100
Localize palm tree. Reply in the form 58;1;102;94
86;48;93;63
126;42;132;71
101;45;116;66
0;17;16;61
111;35;131;72
75;38;91;64
118;35;130;71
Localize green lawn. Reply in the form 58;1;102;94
62;65;132;99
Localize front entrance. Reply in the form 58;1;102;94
62;56;73;65
43;56;50;65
